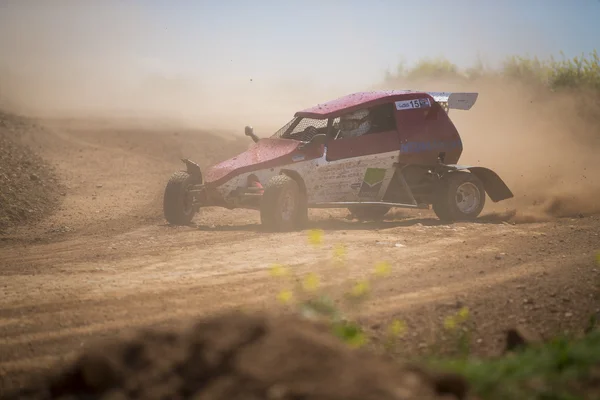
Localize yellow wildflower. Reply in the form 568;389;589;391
277;290;293;304
302;273;320;291
374;261;391;277
333;244;346;262
389;319;407;337
457;307;470;322
269;264;289;277
350;280;370;297
308;229;324;246
444;316;457;331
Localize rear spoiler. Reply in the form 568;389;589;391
426;92;478;112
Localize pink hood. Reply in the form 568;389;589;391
205;138;302;185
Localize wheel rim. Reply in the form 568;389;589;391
182;185;194;215
455;182;481;214
280;190;296;222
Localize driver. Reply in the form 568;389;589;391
337;108;371;138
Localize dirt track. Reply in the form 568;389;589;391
1;119;599;393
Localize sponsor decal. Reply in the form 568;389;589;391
292;154;305;162
400;140;462;153
395;98;431;111
358;168;386;198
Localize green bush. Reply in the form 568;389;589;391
384;50;600;92
435;330;600;400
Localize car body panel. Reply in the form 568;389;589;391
206;90;476;190
205;138;324;186
325;130;400;161
394;100;463;165
208;107;459;195
215;147;400;206
295;90;478;119
296;90;415;119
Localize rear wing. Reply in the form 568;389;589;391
426;92;478;113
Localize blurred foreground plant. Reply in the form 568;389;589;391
442;307;472;357
268;229;481;355
268;229;400;348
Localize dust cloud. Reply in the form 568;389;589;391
0;2;155;117
384;77;600;221
0;1;349;134
1;2;598;220
458;81;600;220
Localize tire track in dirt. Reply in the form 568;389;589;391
2;215;598;393
1;119;599;393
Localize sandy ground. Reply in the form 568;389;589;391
1;118;599;393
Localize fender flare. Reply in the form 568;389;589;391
181;158;203;183
444;165;513;202
279;169;307;197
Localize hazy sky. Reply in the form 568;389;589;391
0;0;598;123
2;1;598;82
135;0;599;85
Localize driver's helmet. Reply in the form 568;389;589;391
339;109;371;137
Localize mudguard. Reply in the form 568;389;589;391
444;165;513;202
181;158;203;183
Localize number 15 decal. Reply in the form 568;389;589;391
395;98;432;111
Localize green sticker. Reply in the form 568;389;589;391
358;168;386;198
363;168;386;186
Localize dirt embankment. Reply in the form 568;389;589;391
0;114;250;243
0;112;62;233
4;311;466;400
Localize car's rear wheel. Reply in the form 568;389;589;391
163;171;197;225
348;205;391;220
432;171;486;222
260;175;307;232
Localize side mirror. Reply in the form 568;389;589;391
244;125;259;143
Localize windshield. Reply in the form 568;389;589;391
271;117;330;142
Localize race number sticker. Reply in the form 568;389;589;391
395;98;431;110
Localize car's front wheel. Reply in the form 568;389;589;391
163;171;197;225
260;175;307;232
432;171;486;222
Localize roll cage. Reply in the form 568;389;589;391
271;101;401;143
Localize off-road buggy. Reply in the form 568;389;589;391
163;90;513;231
